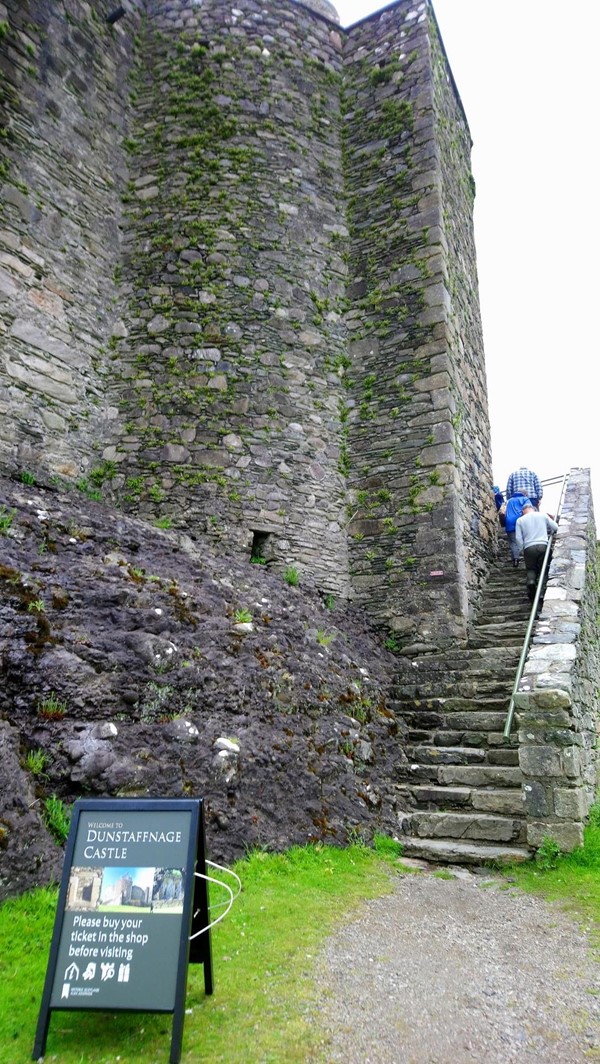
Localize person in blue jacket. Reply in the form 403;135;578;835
493;485;506;527
504;493;529;566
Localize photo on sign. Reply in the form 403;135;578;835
66;866;186;914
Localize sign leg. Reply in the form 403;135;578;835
32;1006;50;1060
170;1007;184;1064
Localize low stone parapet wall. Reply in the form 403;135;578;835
515;467;600;851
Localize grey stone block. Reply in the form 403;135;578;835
519;745;562;778
554;788;586;821
522;781;550;818
527;820;584;853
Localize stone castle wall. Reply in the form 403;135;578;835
0;0;142;475
0;0;495;647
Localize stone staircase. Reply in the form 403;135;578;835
393;550;534;865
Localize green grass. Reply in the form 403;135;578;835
0;843;399;1063
24;749;50;776
42;795;71;844
0;505;16;533
509;811;600;945
3;820;599;1063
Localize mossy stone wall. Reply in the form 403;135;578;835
106;0;351;595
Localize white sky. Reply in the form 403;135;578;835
334;0;599;520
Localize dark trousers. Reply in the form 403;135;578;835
523;543;548;600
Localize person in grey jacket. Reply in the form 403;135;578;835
515;504;559;601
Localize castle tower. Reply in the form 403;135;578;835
341;3;495;646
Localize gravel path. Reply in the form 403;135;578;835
316;865;600;1063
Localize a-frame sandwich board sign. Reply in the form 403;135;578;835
33;797;213;1064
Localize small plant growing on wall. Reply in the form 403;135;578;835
316;629;335;647
75;478;101;501
535;836;561;871
25;749;50;776
284;567;299;586
43;795;71;844
89;461;117;488
0;506;16;534
37;693;67;720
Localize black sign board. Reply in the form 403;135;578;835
33;798;213;1064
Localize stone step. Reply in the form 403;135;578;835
402;709;509;731
401;784;524;816
399;762;523;787
480;580;527;597
475;602;531;622
475;588;527;606
411;745;486;765
394;667;518;687
485;559;525;578
485;748;519;766
477;579;529;595
424;660;520;679
395;677;518;700
469;622;530;649
391;697;509;715
395;660;521;685
410;811;525;843
438;764;523;788
469;637;526;652
471;788;524;815
394;680;518;701
399;837;531;865
397;647;522;670
474;608;529;621
406;729;513;750
398;784;473;808
471;621;528;638
407;736;519;762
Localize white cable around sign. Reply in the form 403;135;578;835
189;860;242;939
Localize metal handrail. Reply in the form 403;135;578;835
502;472;569;739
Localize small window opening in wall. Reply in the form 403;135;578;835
250;531;270;565
106;6;126;24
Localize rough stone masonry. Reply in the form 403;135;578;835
0;0;495;651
